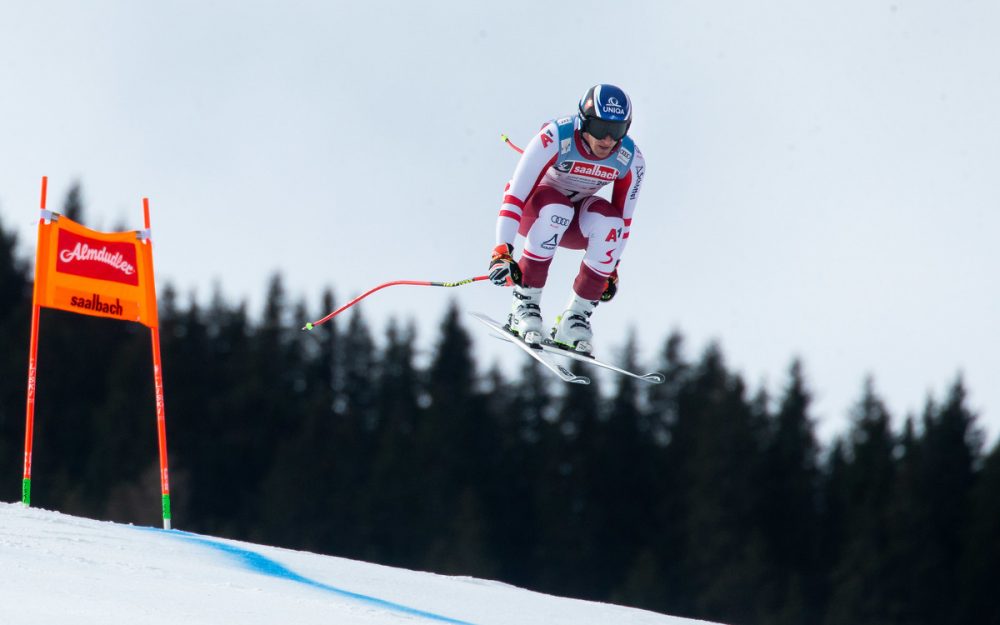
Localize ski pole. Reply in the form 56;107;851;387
303;275;490;330
500;133;524;154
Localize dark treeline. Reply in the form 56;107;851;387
1;189;998;625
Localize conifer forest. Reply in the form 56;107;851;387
1;188;997;625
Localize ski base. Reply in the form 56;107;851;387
469;312;590;385
539;340;665;384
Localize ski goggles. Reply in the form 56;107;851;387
581;116;629;141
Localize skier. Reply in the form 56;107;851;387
488;84;645;354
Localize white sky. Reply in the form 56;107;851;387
1;1;997;445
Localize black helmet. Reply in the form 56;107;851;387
578;84;632;141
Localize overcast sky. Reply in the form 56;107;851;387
1;1;997;445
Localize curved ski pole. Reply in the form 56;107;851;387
303;275;489;330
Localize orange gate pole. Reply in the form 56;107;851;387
144;198;173;529
22;176;47;505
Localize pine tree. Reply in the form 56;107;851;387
758;360;822;623
363;318;424;567
817;438;849;617
673;343;768;625
486;355;551;586
256;292;343;553
531;360;604;598
0;210;31;495
62;182;84;221
592;331;655;600
245;275;311;532
311;305;377;557
0;209;28;321
628;331;691;615
957;437;1000;624
824;378;899;625
157;288;228;533
901;378;982;625
92;319;158;525
415;301;497;576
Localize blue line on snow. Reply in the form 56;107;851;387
140;527;476;625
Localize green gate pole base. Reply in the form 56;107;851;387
22;478;31;506
162;494;172;530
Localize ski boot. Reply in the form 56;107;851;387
507;285;544;345
550;295;598;354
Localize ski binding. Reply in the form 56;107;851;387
469;312;590;385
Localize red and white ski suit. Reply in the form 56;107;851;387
495;115;645;300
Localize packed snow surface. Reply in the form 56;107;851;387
0;503;719;625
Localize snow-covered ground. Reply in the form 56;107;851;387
0;502;719;625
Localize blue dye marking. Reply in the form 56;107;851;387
139;527;475;625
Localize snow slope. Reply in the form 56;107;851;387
0;503;720;625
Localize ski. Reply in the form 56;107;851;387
469;312;590;385
539;340;666;384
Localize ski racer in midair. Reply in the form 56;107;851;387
488;84;646;354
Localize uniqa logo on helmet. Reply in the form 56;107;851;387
601;96;626;117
